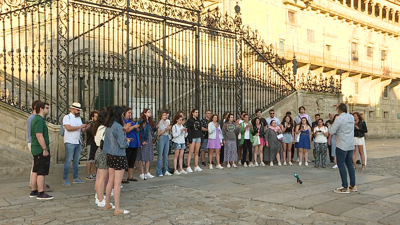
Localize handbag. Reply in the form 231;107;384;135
295;133;300;142
253;135;260;146
237;123;243;140
277;134;284;141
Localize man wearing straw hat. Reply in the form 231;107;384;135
62;102;90;186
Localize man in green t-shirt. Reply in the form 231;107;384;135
30;102;54;200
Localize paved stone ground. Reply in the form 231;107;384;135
0;139;399;224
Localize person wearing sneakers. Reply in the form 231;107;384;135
94;110;112;208
172;114;188;175
62;102;89;186
103;106;130;215
252;117;265;167
137;108;157;180
200;110;211;167
239;114;253;167
280;115;294;166
156;110;173;177
29;102;53;200
329;103;357;194
207;114;224;170
265;120;282;166
222;114;240;168
186;109;203;173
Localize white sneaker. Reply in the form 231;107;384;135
209;164;213;170
248;163;254;167
174;170;181;175
227;164;231;168
238;161;242;165
296;158;300;162
260;162;266;167
255;162;259;167
278;162;282;166
243;162;248;168
305;162;309;166
140;173;145;180
283;161;287;166
270;162;273;166
186;167;193;173
289;162;293;166
332;165;338;169
158;174;164;177
146;173;154;179
232;163;237;168
216;164;224;169
299;162;302;166
180;169;188;175
165;171;172;176
194;166;203;172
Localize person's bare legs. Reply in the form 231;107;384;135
104;168;115;209
216;149;221;165
113;169;124;213
208;149;214;165
127;168;134;179
174;150;179;172
139;161;144;174
282;143;287;163
145;161;150;174
358;145;366;170
299;148;304;164
194;143;200;167
179;150;184;171
187;143;195;168
276;149;281;164
253;146;259;164
304;149;309;164
95;169;108;202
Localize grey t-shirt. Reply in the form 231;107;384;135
27;114;35;143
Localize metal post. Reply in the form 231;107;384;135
125;0;130;107
162;19;167;110
195;26;200;110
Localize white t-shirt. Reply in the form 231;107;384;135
63;113;83;144
314;126;328;143
243;122;251;140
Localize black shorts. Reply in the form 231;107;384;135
87;144;97;162
106;154;128;171
32;152;50;176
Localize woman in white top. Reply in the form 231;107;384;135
313;119;329;168
171;114;188;175
207;114;224;170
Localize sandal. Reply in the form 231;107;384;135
121;179;129;184
127;177;138;182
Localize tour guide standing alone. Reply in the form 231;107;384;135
328;103;357;194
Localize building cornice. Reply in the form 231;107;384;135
307;1;400;38
387;0;400;7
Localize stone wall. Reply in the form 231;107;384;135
0;102;65;164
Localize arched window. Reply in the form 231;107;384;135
389;9;393;21
353;0;359;10
374;4;380;17
368;2;373;15
361;0;366;12
395;11;399;23
346;0;351;7
382;7;387;20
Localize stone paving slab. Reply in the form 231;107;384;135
0;139;399;224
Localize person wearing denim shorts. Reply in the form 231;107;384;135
171;114;188;175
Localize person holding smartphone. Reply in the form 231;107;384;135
156;110;173;177
239;114;253;167
172;114;188;175
313;119;329;168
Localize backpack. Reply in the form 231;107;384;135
59;114;71;137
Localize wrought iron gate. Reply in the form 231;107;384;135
0;0;341;124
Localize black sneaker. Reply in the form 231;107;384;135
201;162;206;166
36;193;54;200
29;190;38;198
356;160;361;165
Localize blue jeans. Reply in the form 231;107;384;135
63;143;82;180
336;148;356;188
156;135;170;176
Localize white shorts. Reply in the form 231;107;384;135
354;137;365;146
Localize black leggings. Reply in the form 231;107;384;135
126;147;138;169
241;139;252;165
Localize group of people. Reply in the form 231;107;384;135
25;100;368;212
